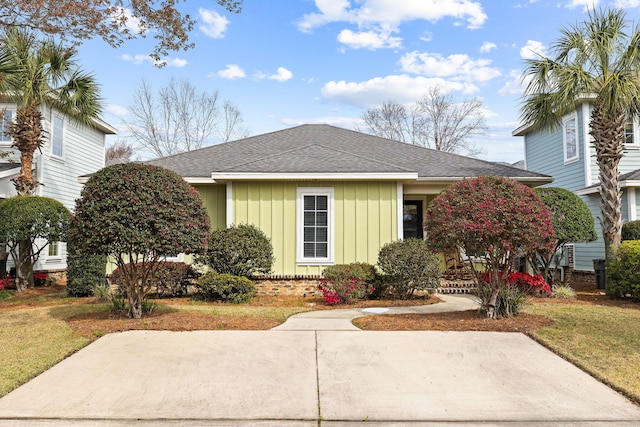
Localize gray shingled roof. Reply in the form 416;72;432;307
146;124;550;182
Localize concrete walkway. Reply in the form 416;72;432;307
0;296;639;426
272;294;479;331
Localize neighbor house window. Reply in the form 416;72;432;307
52;115;64;157
297;188;333;264
625;116;639;147
0;109;13;143
48;241;59;258
563;114;578;163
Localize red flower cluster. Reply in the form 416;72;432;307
507;272;551;296
317;277;374;305
478;271;551;296
0;275;12;290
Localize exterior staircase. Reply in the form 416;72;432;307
438;270;477;295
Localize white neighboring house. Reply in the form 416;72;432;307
0;102;117;274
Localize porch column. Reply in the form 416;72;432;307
397;182;403;240
226;181;233;227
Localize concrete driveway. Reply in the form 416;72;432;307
0;330;639;426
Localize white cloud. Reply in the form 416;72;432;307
121;54;187;67
268;67;293;82
106;104;129;116
399;51;501;82
217;64;246;79
199;8;230;38
298;0;488;31
520;40;546;60
337;29;402;49
615;0;640;6
498;70;531;96
565;0;600;9
321;74;478;108
479;42;497;53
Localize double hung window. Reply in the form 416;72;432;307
297;188;333;264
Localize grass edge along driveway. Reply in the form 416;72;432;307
2;299;640;406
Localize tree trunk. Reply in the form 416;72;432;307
486;287;498;319
8;102;44;196
15;240;34;291
589;101;625;265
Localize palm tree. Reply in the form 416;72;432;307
520;7;640;263
0;29;102;289
0;28;102;195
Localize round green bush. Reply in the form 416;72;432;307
607;241;640;299
622;220;640;241
201;223;274;277
377;239;440;299
194;272;256;303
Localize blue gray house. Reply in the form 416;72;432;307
513;96;640;273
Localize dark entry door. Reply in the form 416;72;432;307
403;200;423;240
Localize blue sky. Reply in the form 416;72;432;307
75;0;640;163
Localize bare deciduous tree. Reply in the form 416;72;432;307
105;139;136;165
360;87;488;157
125;78;249;158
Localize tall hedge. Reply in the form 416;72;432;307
66;239;107;297
69;163;210;318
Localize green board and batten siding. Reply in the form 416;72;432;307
223;181;398;275
192;184;227;231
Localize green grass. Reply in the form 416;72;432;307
524;303;640;403
172;303;312;322
0;306;93;397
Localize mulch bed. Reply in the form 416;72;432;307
2;283;640;339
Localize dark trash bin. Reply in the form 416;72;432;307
593;259;606;290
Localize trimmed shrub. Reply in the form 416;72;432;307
318;262;379;304
194;272;255;303
377;239;440;299
622;220;640;241
66;240;107;297
201;223;274;277
607;241;640;299
110;261;199;298
69;162;210;318
0;196;70;290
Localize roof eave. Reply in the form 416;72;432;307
209;172;419;182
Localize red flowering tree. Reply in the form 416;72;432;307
424;176;555;318
69;163;210;318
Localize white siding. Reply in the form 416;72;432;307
1;104;110;272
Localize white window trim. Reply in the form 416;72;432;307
625;115;640;149
45;240;62;263
296;187;334;265
0;106;15;146
563;113;579;164
51;113;64;158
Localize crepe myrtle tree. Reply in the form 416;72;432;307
424;176;555;319
532;188;597;285
69;163;210;318
0;196;70;291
